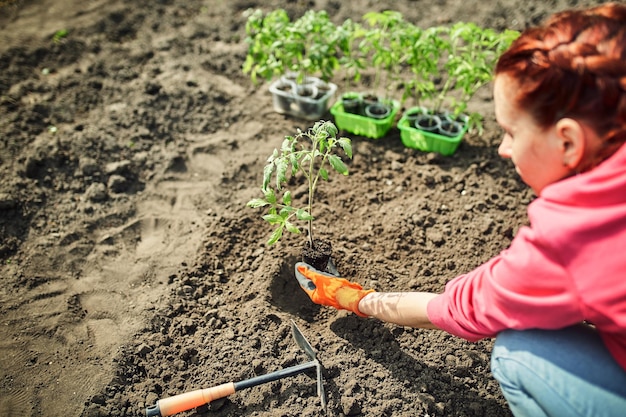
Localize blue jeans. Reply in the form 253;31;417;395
491;324;626;417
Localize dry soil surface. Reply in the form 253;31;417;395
0;0;610;416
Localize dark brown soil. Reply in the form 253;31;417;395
0;0;609;416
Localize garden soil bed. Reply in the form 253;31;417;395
0;0;607;416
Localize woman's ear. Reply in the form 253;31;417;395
555;118;586;170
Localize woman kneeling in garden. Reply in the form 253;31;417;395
296;3;626;416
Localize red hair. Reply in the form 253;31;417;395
496;3;626;169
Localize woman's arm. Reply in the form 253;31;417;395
358;291;440;329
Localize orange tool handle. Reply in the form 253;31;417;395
148;382;235;416
146;361;318;416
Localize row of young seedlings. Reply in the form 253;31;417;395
243;9;519;133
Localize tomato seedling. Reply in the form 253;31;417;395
247;121;352;246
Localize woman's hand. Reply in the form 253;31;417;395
294;262;375;317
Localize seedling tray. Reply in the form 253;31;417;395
397;112;467;156
330;98;400;139
269;78;337;121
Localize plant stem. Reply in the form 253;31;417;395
304;135;329;248
307;176;314;247
304;138;318;247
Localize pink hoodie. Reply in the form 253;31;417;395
427;143;626;371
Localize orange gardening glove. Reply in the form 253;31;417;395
294;262;375;317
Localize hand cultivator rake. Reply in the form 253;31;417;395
145;320;326;416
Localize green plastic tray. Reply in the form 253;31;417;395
397;111;468;156
330;99;400;139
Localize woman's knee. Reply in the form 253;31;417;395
490;326;626;417
490;329;525;385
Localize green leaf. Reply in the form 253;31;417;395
301;153;312;166
296;209;313;221
337;137;352;158
52;29;69;43
283;190;292;205
267;226;284;245
319;168;329;181
280;137;292;152
321;121;338;138
285;221;301;234
264;188;277;204
247;198;268;208
318;139;328;154
262;213;283;224
279;206;295;217
262;163;274;190
328;155;349;175
276;157;288;189
289;153;299;175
